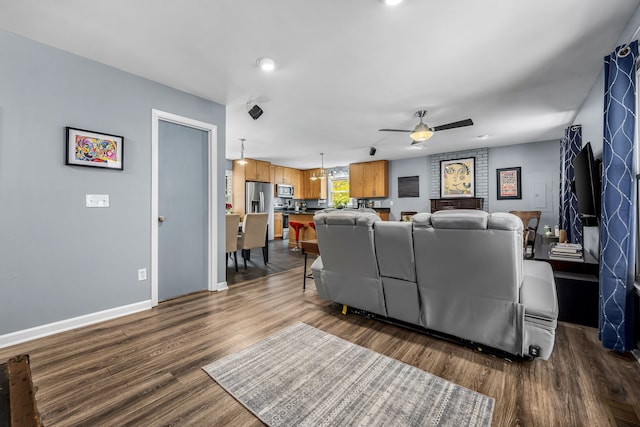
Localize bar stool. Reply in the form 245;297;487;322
308;222;316;231
289;221;304;251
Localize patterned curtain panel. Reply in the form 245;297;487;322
559;125;582;244
600;40;637;351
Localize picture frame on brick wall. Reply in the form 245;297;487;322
440;157;475;198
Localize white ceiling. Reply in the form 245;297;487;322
1;0;638;169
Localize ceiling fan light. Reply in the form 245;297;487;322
410;123;434;142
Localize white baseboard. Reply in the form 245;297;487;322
0;300;152;349
215;281;229;291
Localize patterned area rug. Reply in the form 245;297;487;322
203;323;494;426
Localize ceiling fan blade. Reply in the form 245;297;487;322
378;128;411;132
432;118;474;132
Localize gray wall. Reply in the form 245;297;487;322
388;157;431;220
384;143;560;225
489;140;560;228
0;30;226;335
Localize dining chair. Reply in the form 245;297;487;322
225;214;240;272
509;210;541;250
238;213;269;270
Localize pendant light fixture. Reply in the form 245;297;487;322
237;138;248;165
311;153;326;181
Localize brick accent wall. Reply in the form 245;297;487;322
429;148;489;211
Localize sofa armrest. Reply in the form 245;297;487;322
520;260;558;321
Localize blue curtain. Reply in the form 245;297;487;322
560;125;582;244
600;41;637;351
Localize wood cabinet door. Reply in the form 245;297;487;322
349;163;365;198
274;212;283;238
243;158;258;181
369;160;389;197
291;168;303;198
273;166;284;184
256;160;271;182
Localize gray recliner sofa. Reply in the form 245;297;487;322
311;209;558;360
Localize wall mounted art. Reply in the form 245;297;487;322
440;157;475;198
496;167;522;200
66;127;124;170
398;176;419;197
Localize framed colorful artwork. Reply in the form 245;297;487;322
65;127;124;170
440;157;475;198
496;167;522;200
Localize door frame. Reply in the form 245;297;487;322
151;109;219;307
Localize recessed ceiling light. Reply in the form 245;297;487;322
257;57;276;71
384;0;403;5
478;134;489;140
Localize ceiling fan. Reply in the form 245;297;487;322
379;110;474;144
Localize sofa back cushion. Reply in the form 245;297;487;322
314;210;380;279
412;210;523;301
374;221;416;282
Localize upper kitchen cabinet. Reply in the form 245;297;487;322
349;160;388;198
242;158;271;182
303;169;327;199
273;166;299;185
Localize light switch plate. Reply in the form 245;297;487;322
86;194;110;208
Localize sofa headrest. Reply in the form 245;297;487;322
488;212;523;232
411;212;433;228
412;210;522;231
314;209;379;227
430;209;489;229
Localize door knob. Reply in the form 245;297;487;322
158;216;166;223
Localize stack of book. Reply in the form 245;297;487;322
549;242;583;261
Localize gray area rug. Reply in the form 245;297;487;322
203;322;494;426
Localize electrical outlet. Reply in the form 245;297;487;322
138;268;147;281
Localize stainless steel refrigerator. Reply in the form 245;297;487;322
246;181;274;240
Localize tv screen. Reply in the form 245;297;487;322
572;142;601;226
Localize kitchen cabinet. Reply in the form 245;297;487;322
273;166;299;185
243;158;271;182
291;168;303;198
272;165;304;198
302;169;327;199
349;160;388;198
274;212;283;239
377;212;390;221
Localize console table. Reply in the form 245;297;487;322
534;235;599;327
430;198;483;212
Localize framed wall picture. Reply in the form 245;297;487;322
496;167;522;200
398;176;419;197
440;157;475;198
65;127;124;170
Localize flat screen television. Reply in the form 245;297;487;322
572;142;601;227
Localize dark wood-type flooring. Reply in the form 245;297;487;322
226;238;305;285
1;242;640;426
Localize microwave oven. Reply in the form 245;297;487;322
277;184;294;198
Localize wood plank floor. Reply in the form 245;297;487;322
1;268;639;426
